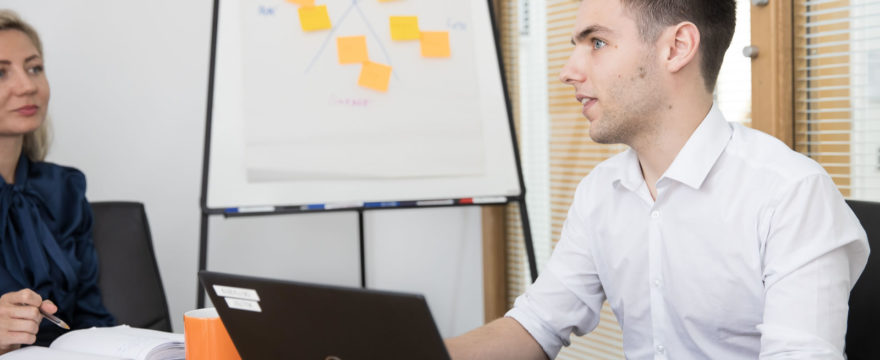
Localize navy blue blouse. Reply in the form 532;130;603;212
0;155;115;345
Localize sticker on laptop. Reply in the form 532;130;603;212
225;297;262;312
213;285;261;301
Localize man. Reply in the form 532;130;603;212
445;0;869;359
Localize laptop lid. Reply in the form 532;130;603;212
198;271;451;360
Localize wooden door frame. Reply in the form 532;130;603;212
751;0;794;146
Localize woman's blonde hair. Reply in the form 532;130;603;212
0;10;50;161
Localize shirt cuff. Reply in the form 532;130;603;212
758;323;845;359
505;300;566;359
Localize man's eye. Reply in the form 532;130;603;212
593;39;607;50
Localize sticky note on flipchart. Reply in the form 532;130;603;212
299;5;332;31
286;0;314;6
389;16;419;40
337;36;369;64
420;31;451;58
358;61;392;92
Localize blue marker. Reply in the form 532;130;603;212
303;204;325;210
364;201;400;208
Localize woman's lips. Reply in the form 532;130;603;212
15;105;38;116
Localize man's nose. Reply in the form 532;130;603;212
558;52;585;85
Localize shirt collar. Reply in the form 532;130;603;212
616;148;643;191
614;103;732;191
661;103;732;189
0;154;30;187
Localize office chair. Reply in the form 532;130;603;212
90;201;172;332
845;199;879;360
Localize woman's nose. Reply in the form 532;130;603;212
11;70;38;95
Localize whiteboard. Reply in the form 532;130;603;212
205;0;522;209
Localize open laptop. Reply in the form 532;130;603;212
198;271;451;360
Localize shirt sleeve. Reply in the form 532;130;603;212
505;192;606;359
67;171;116;328
759;173;869;359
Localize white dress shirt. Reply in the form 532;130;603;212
506;104;869;359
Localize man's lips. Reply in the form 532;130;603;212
577;96;597;115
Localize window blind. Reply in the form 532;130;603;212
794;0;880;200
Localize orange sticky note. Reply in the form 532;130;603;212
358;61;392;92
337;36;369;64
299;5;332;32
389;16;419;41
286;0;314;6
420;31;451;58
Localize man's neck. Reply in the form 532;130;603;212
0;136;24;184
632;97;713;200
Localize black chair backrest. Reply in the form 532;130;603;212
845;199;879;360
90;201;172;332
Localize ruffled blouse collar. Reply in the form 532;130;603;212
0;155;78;298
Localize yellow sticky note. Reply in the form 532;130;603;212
420;31;451;58
299;5;332;32
337;36;369;64
358;61;392;92
389;16;419;41
286;0;315;6
378;0;400;2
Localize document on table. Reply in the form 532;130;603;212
0;325;184;360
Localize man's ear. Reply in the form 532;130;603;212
661;22;700;74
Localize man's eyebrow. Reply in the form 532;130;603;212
570;25;613;45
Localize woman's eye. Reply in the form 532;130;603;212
28;65;44;75
593;39;607;50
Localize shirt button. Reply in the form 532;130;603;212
651;211;660;218
653;279;662;288
655;344;665;354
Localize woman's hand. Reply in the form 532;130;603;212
0;289;56;355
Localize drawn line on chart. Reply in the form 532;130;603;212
303;0;398;80
353;2;397;80
303;3;355;73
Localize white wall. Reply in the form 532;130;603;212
365;208;484;337
6;0;484;336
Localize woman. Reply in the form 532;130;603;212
0;10;114;354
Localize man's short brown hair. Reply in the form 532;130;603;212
622;0;737;91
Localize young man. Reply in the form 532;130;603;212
445;0;869;359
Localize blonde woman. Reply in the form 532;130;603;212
0;10;114;354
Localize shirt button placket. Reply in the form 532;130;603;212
649;208;667;359
655;344;666;358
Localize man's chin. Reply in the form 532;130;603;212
588;127;620;145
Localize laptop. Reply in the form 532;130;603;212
198;271;451;360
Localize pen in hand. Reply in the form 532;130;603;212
40;309;70;330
